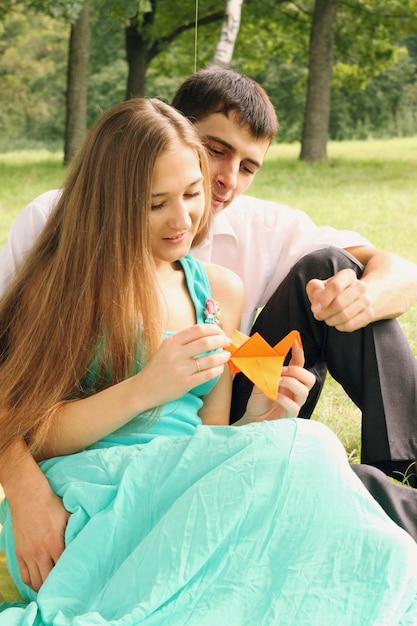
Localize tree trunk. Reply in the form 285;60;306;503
64;0;90;165
300;0;338;162
125;19;151;98
211;0;243;67
124;5;224;99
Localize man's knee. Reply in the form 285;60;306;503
291;247;364;282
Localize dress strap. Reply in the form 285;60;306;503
178;255;212;324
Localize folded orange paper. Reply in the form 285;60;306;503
225;330;302;400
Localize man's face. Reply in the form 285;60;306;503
194;112;270;212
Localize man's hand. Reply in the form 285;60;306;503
0;439;70;592
307;269;374;332
10;480;69;592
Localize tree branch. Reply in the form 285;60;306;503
340;0;414;20
149;10;225;59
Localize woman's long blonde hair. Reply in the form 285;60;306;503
0;98;212;455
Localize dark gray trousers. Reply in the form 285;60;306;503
230;247;417;539
352;464;417;542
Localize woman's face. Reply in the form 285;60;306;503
150;143;205;266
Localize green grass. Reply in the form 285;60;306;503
251;137;417;463
1;136;417;463
0;150;65;243
251;138;417;263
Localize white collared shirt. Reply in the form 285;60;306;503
192;195;371;333
0;190;371;334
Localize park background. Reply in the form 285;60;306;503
1;0;417;467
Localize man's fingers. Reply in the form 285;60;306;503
18;557;43;592
321;297;373;331
308;270;372;331
17;556;31;588
20;553;56;592
38;555;56;588
308;270;359;311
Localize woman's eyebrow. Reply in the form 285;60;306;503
152;177;204;197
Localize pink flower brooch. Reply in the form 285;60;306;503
204;298;221;325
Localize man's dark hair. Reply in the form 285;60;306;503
171;67;278;144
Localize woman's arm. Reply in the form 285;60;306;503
34;323;232;460
198;264;244;426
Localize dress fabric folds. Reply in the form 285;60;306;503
1;420;417;625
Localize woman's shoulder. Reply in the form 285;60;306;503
203;262;243;297
180;255;243;330
199;262;243;335
182;254;243;297
202;262;244;330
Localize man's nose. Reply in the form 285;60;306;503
215;161;239;191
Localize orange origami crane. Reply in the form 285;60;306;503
225;329;302;400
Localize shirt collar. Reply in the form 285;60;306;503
211;204;239;237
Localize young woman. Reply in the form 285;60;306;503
0;98;416;625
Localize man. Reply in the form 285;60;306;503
171;69;417;478
1;67;417;593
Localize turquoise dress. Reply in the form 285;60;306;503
1;255;417;626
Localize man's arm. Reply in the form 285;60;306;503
0;190;65;590
0;438;69;591
350;247;417;320
0;190;60;297
307;246;417;332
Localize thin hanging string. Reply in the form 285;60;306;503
194;0;199;72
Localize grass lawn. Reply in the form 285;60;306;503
250;137;417;462
1;136;417;463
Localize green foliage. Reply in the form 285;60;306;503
0;0;14;21
103;0;223;51
87;5;127;125
106;0;152;21
145;21;221;101
231;0;417;142
330;52;417;139
25;0;86;21
0;0;416;146
87;59;127;123
0;8;68;147
253;59;307;142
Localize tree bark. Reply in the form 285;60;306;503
125;18;150;99
211;0;243;67
124;4;224;99
64;0;90;165
300;0;338;162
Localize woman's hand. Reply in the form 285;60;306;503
137;324;232;407
34;324;233;459
237;339;315;425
